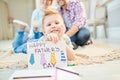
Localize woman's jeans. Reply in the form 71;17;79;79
70;27;90;46
12;31;43;54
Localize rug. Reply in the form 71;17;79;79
0;41;120;69
69;42;120;65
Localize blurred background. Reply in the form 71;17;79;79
0;0;120;45
0;1;120;80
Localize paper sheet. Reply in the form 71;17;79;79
9;67;81;80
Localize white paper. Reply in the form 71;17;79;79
9;67;81;80
9;68;54;80
27;41;67;69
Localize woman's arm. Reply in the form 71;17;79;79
28;9;38;38
66;2;87;37
66;26;79;37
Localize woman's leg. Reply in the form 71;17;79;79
13;31;43;53
76;27;90;46
34;32;43;39
14;43;27;53
12;30;28;53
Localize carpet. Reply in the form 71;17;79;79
0;41;120;69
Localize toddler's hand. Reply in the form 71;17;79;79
46;33;59;43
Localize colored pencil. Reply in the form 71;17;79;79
13;75;52;79
56;67;80;76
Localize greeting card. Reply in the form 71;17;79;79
27;40;67;69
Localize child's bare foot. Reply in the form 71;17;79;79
20;25;26;30
32;20;39;32
13;20;29;31
34;27;39;32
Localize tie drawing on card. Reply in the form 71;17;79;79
27;40;67;69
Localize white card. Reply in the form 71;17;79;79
27;40;67;69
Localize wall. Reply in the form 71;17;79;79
6;0;35;25
88;0;120;39
107;0;120;39
1;0;35;39
0;0;13;40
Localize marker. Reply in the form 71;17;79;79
67;64;76;66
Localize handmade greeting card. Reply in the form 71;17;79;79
27;40;67;69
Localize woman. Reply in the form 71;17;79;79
57;0;91;49
12;0;54;53
29;0;54;39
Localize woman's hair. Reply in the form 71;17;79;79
40;0;53;6
49;0;53;5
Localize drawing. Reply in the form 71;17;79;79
29;53;35;65
28;41;67;69
60;51;66;62
50;52;56;67
40;53;46;65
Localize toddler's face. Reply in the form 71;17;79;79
43;14;66;38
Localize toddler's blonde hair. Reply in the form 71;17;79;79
42;9;62;27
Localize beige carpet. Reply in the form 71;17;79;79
0;41;120;69
69;42;120;65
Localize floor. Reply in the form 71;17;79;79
73;60;120;80
95;38;120;47
0;38;120;80
0;60;120;80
